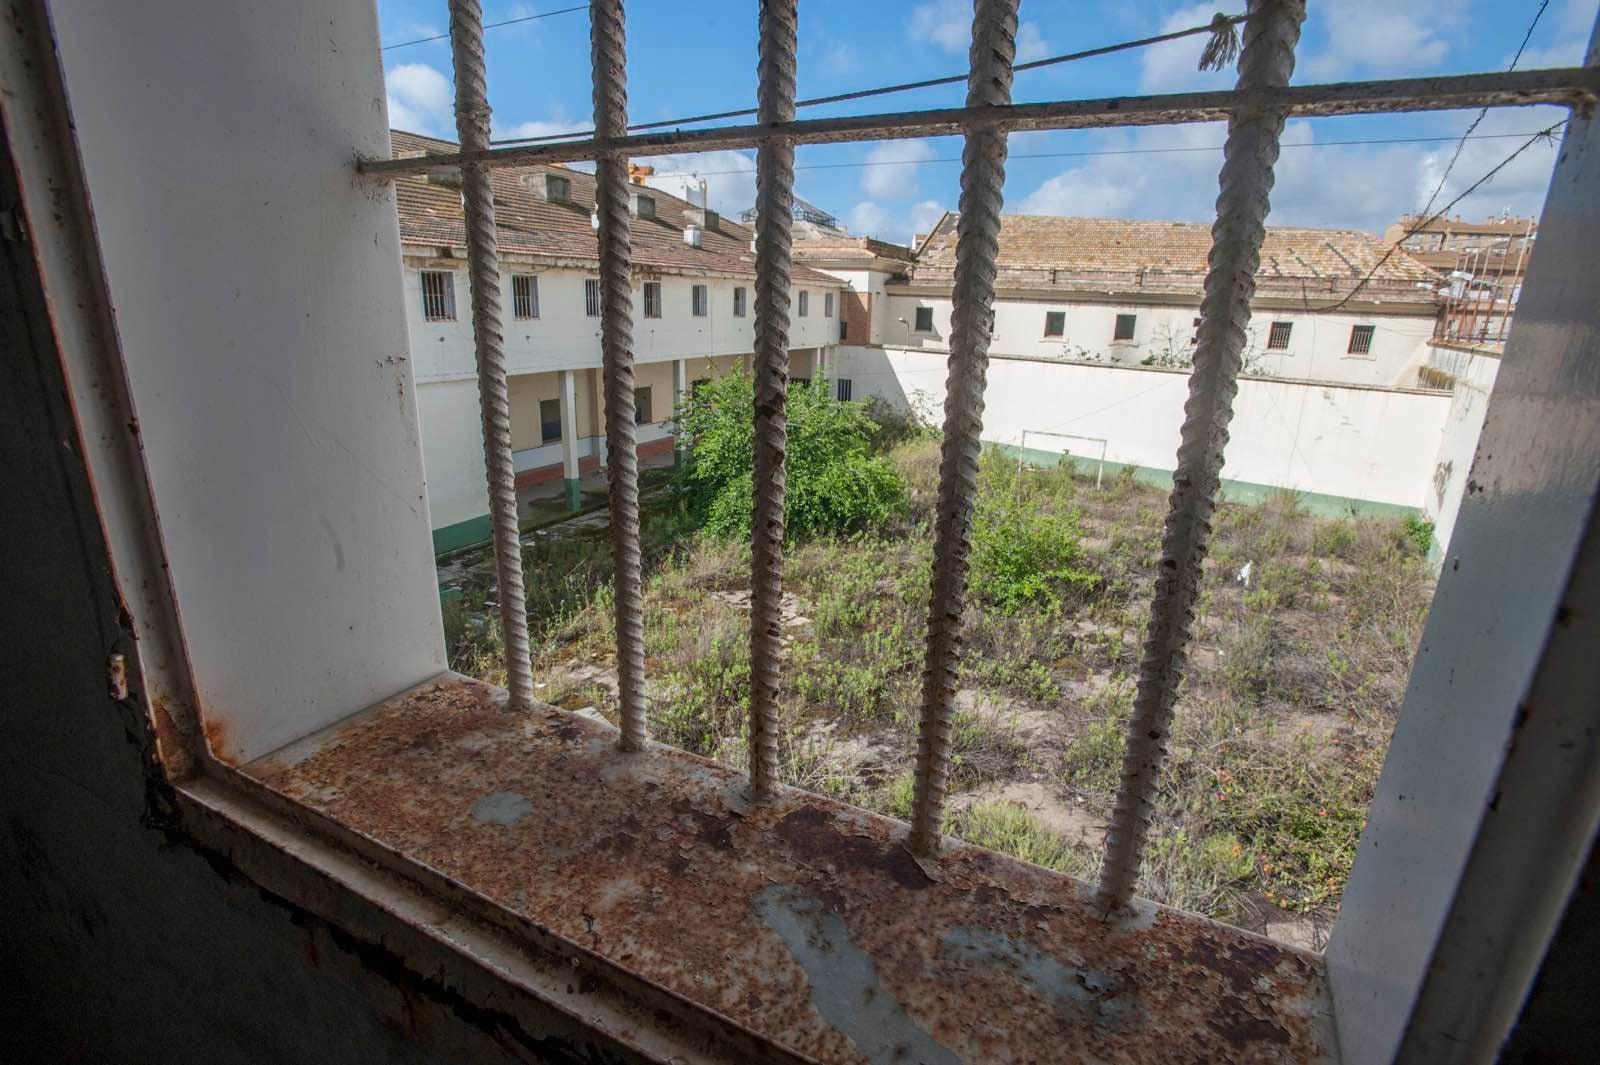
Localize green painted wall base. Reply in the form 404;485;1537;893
564;477;582;511
994;443;1421;521
432;513;493;557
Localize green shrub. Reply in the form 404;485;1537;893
970;490;1097;612
674;371;905;541
956;802;1072;871
1401;514;1435;557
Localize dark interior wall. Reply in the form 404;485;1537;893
0;122;530;1065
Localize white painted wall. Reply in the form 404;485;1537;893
406;258;842;380
1423;354;1501;558
47;0;445;762
837;346;1449;509
822;267;892;344
883;291;1435;388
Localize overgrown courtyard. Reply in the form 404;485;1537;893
442;379;1435;949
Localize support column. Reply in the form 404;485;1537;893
559;368;581;510
672;358;689;470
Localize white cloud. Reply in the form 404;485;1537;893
385;63;453;136
908;0;969;54
848;198;948;245
1016;21;1049;63
849;202;892;237
1513;0;1598;68
861;140;937;200
1299;1;1456;82
495;116;587;142
1139;3;1238;94
1015;113;1565;234
1410;107;1569;223
823;41;859;75
640;151;759;216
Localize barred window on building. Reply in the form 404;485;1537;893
420;270;455;322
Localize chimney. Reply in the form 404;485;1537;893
912;233;927;247
683;224;703;248
686;207;720;231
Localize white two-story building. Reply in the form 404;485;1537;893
802;213;1439;394
392;131;845;553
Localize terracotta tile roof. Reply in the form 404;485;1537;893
792;235;917;264
912;212;1438;298
390;130;838;284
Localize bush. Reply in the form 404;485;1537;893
674;372;905;541
970;489;1097;612
1401;514;1435;557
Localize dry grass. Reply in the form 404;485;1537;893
445;440;1435;934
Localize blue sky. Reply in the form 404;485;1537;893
378;0;1597;243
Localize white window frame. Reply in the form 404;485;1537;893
691;283;708;318
824;292;834;318
797;290;808;317
1267;320;1293;350
733;286;747;317
643;280;662;319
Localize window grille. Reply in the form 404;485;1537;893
797;290;808;316
835;378;852;401
691;283;707;317
512;274;539;319
643;281;661;318
584;277;601;317
420;270;456;321
372;0;1595;917
1348;323;1375;354
733;286;747;316
1114;313;1137;341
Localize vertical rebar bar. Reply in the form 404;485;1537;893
1095;0;1304;914
748;0;798;801
449;0;535;712
908;0;1019;856
590;0;648;751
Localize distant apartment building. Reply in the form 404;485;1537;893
1384;213;1538;349
800;213;1441;392
391;131;844;552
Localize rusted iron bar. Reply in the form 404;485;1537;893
1096;0;1305;913
747;0;798;801
362;67;1598;177
909;0;1018;857
449;0;535;712
590;0;649;751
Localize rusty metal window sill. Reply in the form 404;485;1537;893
203;672;1338;1064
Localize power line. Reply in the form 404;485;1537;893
487;12;1246;146
1308;0;1558;314
1313;119;1565;314
639;131;1560;180
382;4;587;51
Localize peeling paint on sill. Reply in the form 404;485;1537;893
247;674;1339;1064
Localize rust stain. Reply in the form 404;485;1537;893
203;715;240;767
247;676;1337;1064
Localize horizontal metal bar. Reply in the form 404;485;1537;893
364;67;1599;177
